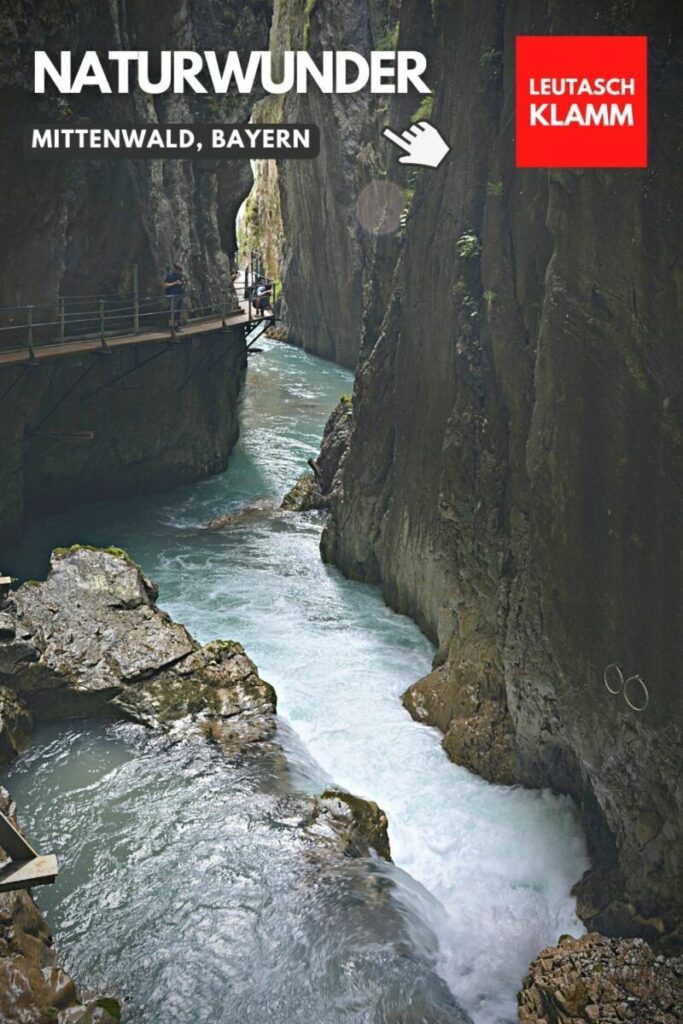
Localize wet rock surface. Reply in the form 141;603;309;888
0;788;121;1024
204;498;279;531
0;684;32;763
305;788;391;862
0;546;400;1022
402;657;516;787
519;933;683;1024
267;0;413;368
0;546;276;752
282;397;353;512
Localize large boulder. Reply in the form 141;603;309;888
0;546;276;753
519;933;683;1023
305;789;391;862
402;655;517;787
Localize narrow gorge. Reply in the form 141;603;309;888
0;1;681;1023
269;0;683;960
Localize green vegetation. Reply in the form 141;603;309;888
95;998;122;1021
487;181;503;198
303;0;319;50
411;94;434;123
377;21;400;51
462;293;480;320
207;639;243;654
401;166;423;228
479;47;502;69
52;544;134;565
456;231;481;260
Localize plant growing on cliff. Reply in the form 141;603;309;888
479;47;503;83
456;231;481;260
411;94;433;123
303;0;320;49
479;47;503;69
486;181;503;198
377;21;400;51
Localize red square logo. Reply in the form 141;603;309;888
516;36;648;168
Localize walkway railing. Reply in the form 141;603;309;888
0;254;279;364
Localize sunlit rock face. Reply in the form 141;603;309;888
308;0;683;949
265;0;430;368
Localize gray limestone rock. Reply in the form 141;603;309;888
0;547;276;750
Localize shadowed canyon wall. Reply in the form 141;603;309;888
0;0;272;551
0;331;246;561
272;0;683;947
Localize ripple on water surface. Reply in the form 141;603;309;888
6;340;589;1024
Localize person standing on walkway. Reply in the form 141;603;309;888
252;278;273;318
164;263;186;333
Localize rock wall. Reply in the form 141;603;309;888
238;97;286;284
0;0;272;549
519;932;683;1024
0;329;246;562
0;0;272;305
316;0;683;949
259;0;432;368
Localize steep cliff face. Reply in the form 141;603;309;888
0;0;271;304
320;0;683;947
0;0;271;550
259;0;422;368
0;329;246;562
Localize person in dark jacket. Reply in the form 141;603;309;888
252;278;273;318
164;262;186;332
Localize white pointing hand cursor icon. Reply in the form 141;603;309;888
383;120;450;169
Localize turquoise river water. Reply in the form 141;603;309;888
3;339;589;1024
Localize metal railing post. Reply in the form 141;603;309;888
133;264;140;334
99;298;110;352
59;297;65;342
27;306;37;364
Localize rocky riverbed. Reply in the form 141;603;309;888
0;546;396;1023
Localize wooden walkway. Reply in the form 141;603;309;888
0;810;58;893
0;302;259;368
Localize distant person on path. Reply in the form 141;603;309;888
164;262;186;332
252;278;273;318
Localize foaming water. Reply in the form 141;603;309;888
8;721;462;1023
7;340;588;1023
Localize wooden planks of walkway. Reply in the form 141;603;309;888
0;302;257;369
0;810;59;892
